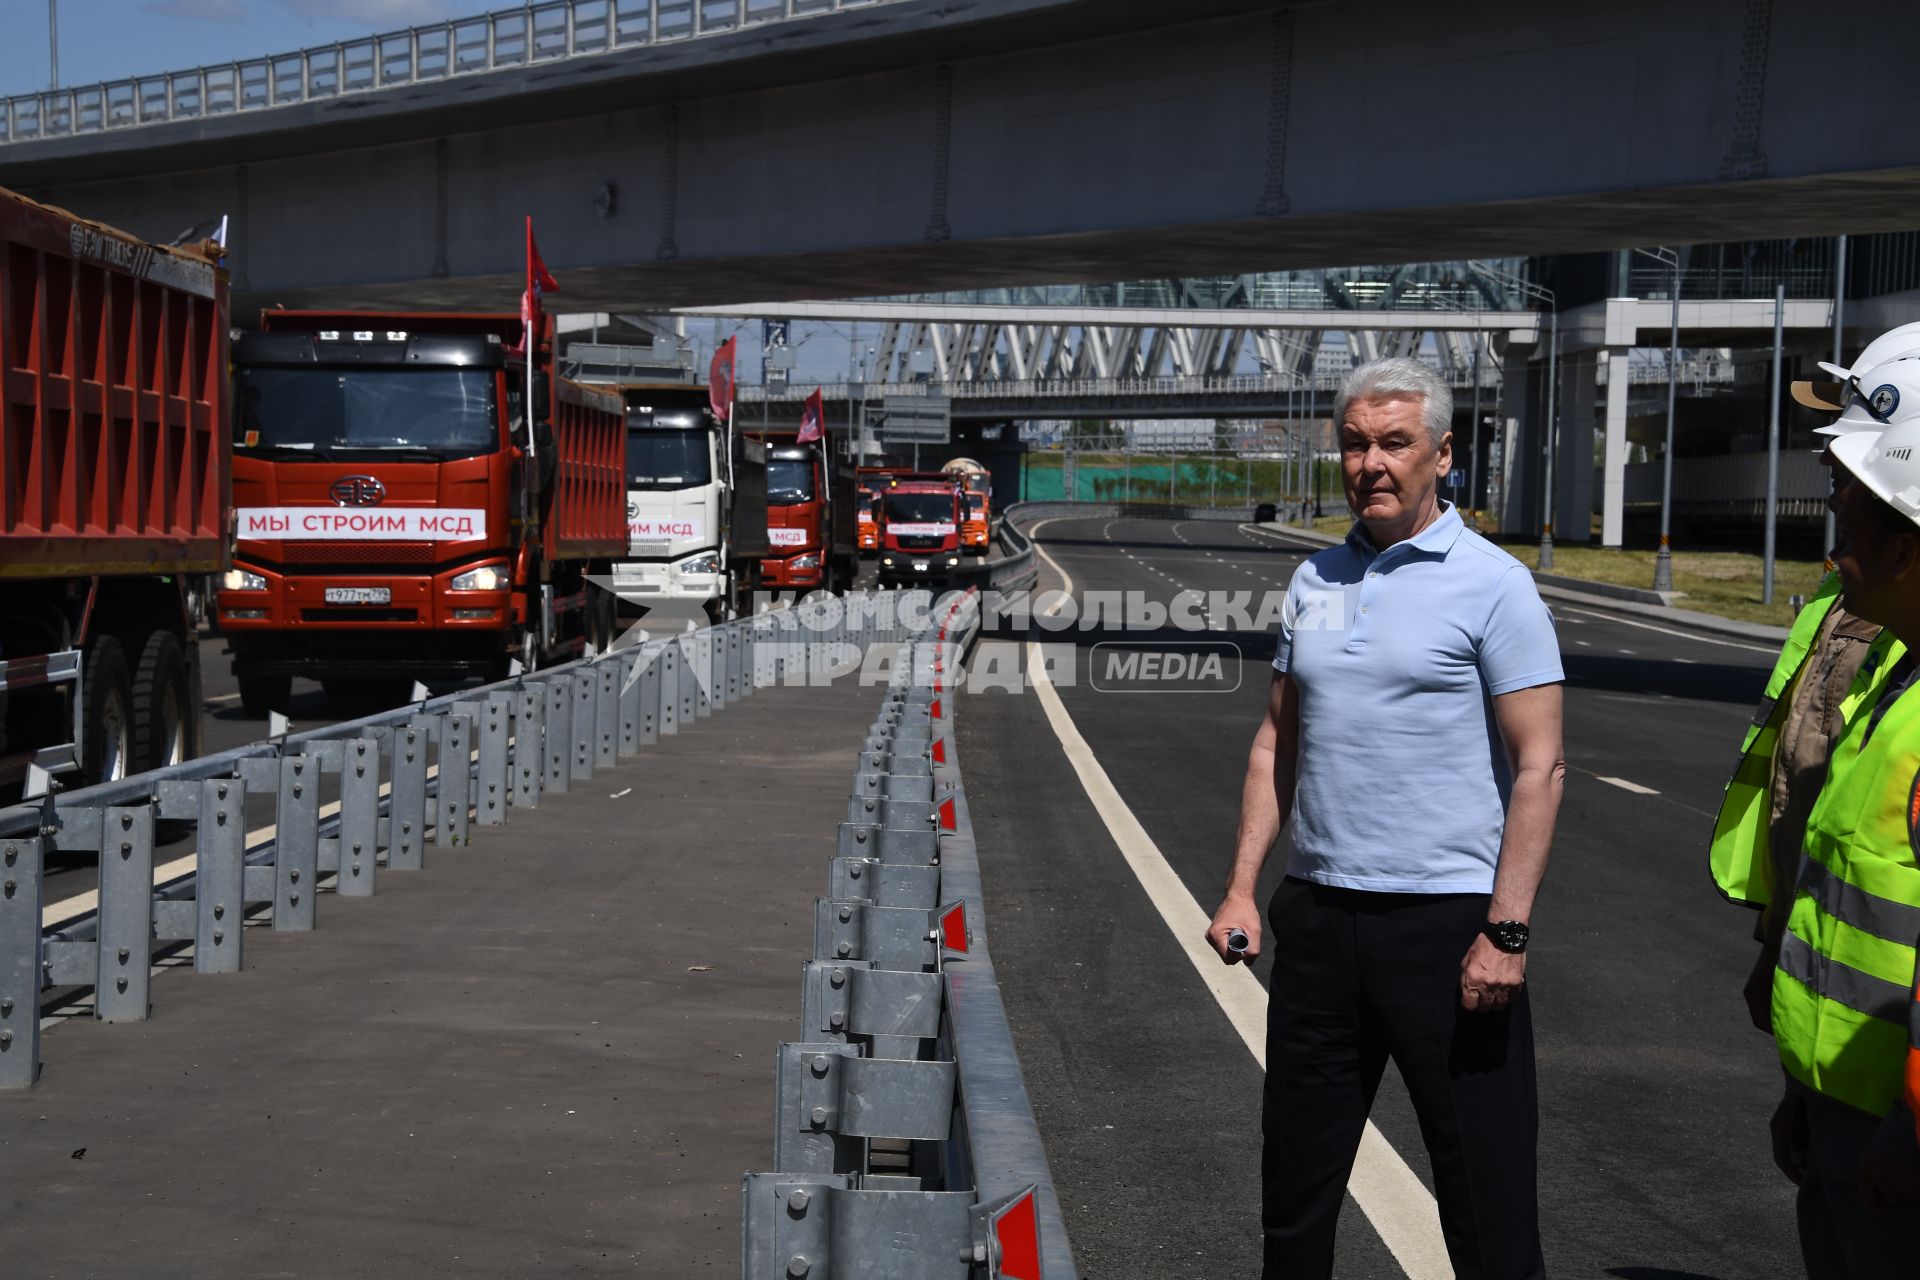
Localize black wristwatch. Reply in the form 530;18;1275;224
1483;920;1530;954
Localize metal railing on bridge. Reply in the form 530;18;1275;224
2;0;907;145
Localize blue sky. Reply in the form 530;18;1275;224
2;1;469;98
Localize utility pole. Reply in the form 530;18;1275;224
1827;234;1847;558
1634;246;1682;592
1538;308;1559;570
1764;283;1784;605
48;0;59;90
1469;332;1482;523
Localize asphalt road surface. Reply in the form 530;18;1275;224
957;515;1791;1279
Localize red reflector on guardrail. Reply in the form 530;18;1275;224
992;1188;1041;1278
938;796;957;831
939;901;968;953
931;737;947;764
930;697;944;720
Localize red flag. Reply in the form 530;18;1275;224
521;216;559;352
709;337;737;424
797;388;824;444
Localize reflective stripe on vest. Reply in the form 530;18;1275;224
1708;576;1843;908
1773;660;1920;1117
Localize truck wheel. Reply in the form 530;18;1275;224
238;674;292;720
82;636;135;786
132;630;189;772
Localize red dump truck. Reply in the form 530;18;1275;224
0;188;230;791
875;473;965;588
754;428;858;594
216;309;625;712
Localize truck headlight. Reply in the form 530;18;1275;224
222;568;267;592
946;556;960;567
449;564;507;591
792;554;821;570
678;553;719;576
881;556;895;568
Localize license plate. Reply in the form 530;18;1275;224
912;560;929;572
324;586;391;605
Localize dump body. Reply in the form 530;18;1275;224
0;186;229;789
217;309;625;702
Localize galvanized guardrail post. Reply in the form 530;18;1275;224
571;668;597;779
276;753;320;930
0;830;47;1086
478;693;513;825
338;738;379;897
390;718;431;871
440;709;475;848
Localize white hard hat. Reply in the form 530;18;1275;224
1813;352;1920;438
1830;414;1920;527
1794;321;1920;416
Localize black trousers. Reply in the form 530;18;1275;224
1262;876;1543;1280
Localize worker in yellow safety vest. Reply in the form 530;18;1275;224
1769;370;1920;1269
1708;327;1920;1032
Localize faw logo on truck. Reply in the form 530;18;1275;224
236;507;486;540
330;475;386;506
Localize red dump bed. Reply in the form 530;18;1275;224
0;188;229;577
546;376;626;561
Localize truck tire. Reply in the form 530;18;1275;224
238;673;292;720
131;629;189;772
82;635;135;786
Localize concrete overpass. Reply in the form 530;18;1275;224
4;0;1920;311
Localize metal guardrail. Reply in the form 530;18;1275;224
742;589;1076;1278
0;594;905;1088
2;0;906;145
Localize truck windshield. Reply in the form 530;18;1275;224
768;458;816;505
884;493;956;524
627;429;712;490
967;495;987;517
235;366;498;460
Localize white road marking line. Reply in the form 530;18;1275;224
203;692;242;706
1552;605;1778;654
1023;646;1449;1278
1617;648;1637;655
1675;657;1697;664
1596;775;1660;795
1574;639;1591;647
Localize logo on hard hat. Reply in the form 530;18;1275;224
1871;384;1901;420
330;475;386;506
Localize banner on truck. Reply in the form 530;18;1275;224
237;507;487;540
768;527;809;547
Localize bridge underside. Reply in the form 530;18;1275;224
5;0;1919;313
225;167;1920;315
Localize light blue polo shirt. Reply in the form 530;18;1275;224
1272;503;1563;894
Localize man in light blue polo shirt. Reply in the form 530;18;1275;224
1207;356;1566;1279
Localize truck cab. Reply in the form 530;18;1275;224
856;488;881;555
605;384;766;624
876;479;964;587
217;313;624;712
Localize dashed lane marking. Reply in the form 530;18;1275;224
1596;775;1659;796
1022;523;1451;1280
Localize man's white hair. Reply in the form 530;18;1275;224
1334;357;1453;445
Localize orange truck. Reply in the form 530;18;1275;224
0;188;229;790
875;474;965;588
943;457;993;554
755;429;858;593
216;309;625;713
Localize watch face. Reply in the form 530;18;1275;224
1487;921;1530;952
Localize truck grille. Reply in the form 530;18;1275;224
896;535;944;550
630;540;671;557
299;608;420;623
